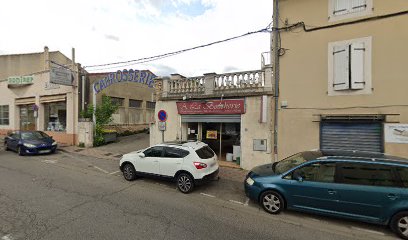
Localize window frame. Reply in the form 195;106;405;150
143;146;164;158
328;36;372;96
129;99;142;108
0;105;10;125
328;0;373;22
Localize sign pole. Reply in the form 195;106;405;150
162;131;164;143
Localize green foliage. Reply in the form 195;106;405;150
88;95;119;147
80;105;94;119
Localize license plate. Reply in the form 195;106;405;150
39;150;51;154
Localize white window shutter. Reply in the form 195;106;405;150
350;0;367;13
350;42;365;90
333;0;350;15
333;45;350;90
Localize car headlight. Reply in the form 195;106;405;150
52;141;58;146
246;177;255;186
23;143;36;148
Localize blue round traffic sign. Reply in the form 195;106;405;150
158;110;167;122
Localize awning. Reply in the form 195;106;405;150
15;97;35;105
39;94;66;103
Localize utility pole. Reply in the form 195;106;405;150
272;0;280;162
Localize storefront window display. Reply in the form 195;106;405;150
44;102;67;132
20;104;36;131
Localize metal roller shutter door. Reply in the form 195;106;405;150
181;114;241;123
320;122;383;153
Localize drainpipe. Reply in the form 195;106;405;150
273;0;280;162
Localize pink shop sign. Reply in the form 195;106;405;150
176;99;245;115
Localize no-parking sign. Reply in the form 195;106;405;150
158;110;167;122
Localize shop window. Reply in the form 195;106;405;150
0;105;9;125
146;101;155;109
44;102;66;132
110;97;124;107
129;99;142;108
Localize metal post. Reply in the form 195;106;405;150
273;0;280;162
219;123;222;160
162;130;164;143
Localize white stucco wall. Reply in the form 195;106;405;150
150;96;274;170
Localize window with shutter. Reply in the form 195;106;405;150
333;0;349;16
330;0;371;21
350;42;365;89
328;37;372;96
350;0;367;13
333;45;350;90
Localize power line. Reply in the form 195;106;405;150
84;24;272;69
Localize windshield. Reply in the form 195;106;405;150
274;151;323;174
21;132;49;140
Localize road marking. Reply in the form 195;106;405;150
93;166;109;174
350;227;385;235
109;171;120;175
41;160;57;164
200;193;216;198
2;234;13;240
228;200;246;205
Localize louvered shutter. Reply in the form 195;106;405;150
350;42;365;90
350;0;367;13
333;0;349;15
333;45;350;90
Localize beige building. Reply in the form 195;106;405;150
88;70;156;126
151;63;274;170
273;0;408;159
0;47;83;145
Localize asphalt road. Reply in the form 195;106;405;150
0;149;397;240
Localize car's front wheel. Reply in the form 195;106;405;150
122;163;137;181
4;142;9;151
391;211;408;239
17;146;25;156
176;173;194;194
260;190;284;214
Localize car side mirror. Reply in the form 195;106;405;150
138;153;145;158
293;171;304;182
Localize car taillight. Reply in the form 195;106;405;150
194;162;207;169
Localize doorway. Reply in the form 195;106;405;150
19;104;36;131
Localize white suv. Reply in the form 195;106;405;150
119;141;219;193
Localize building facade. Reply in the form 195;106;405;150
0;47;83;145
88;70;156;126
274;0;408;159
151;63;274;170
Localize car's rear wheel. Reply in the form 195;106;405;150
17;146;25;156
260;190;284;214
391;211;408;239
176;173;194;194
122;163;136;181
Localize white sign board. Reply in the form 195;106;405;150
158;121;166;131
385;124;408;143
50;68;73;86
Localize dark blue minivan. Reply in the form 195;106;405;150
245;150;408;239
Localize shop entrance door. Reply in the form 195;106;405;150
19;105;36;131
187;122;199;141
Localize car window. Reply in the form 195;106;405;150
11;133;20;139
337;163;398;187
195;146;215;159
143;146;163;157
164;147;189;158
291;162;335;183
396;167;408;188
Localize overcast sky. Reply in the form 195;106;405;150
1;0;272;77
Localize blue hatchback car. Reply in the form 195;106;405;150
245;150;408;239
4;131;58;156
